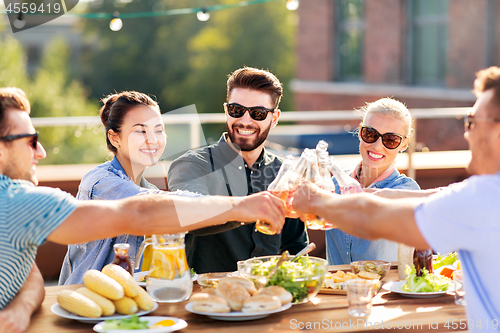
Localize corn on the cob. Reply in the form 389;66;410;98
76;287;115;316
102;264;140;297
57;289;102;318
113;296;138;315
83;269;124;300
133;286;155;311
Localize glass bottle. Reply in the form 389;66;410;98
317;151;336;192
285;149;310;214
413;248;433;277
256;155;295;235
328;156;363;194
112;243;133;275
301;151;334;230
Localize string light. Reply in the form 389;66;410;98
109;12;123;31
286;0;299;11
196;7;210;21
13;13;26;29
0;0;281;19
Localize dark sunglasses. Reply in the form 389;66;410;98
360;126;404;149
0;132;38;149
224;103;275;121
464;114;500;131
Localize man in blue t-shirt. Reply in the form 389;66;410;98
0;88;287;332
292;66;500;333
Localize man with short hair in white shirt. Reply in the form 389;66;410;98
292;66;500;332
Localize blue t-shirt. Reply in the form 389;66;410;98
0;174;77;308
416;173;500;332
326;166;420;264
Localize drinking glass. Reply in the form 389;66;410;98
346;279;377;317
454;270;466;306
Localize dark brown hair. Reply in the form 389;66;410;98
0;87;31;137
100;91;159;153
226;67;283;108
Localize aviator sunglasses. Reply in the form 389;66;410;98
224;103;275;121
0;132;39;149
360;126;404;149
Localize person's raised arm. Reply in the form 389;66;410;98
365;187;443;199
47;191;286;245
0;264;45;333
292;182;430;249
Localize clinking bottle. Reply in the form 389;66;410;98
301;150;334;230
328;156;363;194
255;155;296;235
285;149;310;214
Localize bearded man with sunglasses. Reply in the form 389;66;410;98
292;66;500;332
168;67;308;274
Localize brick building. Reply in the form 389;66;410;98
291;0;499;151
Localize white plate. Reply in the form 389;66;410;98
51;302;158;323
93;316;187;333
133;272;198;287
382;281;453;298
185;302;292;321
133;272;148;287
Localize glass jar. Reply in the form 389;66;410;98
135;233;192;303
111;243;133;275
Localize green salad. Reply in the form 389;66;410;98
249;257;326;303
432;252;458;270
403;265;451;293
102;315;149;330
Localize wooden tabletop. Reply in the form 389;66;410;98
27;265;468;333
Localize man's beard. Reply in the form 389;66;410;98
226;123;271;152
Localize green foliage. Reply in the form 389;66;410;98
0;30;109;165
81;0;296;142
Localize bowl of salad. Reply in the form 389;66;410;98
244;256;328;303
350;260;390;280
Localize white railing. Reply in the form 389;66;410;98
31;107;470;178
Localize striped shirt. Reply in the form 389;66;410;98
0;174;77;308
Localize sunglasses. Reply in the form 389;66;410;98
224;103;275;121
360;126;405;149
0;132;38;149
464;114;500;131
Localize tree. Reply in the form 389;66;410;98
29;38;109;165
0;25;108;165
80;0;296;144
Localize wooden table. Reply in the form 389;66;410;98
27;265;467;332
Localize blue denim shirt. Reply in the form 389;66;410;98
58;157;160;285
325;166;420;265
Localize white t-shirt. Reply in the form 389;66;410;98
415;173;500;332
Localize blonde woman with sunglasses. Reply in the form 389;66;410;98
326;97;420;265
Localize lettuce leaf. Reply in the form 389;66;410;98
402;265;451;293
432;252;458;270
102;315;149;330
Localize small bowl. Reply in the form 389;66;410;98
244;255;328;303
197;272;231;289
350;260;390;280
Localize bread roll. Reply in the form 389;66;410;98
189;293;230;313
254;286;293;305
216;278;251;311
241;295;281;313
223;277;257;295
